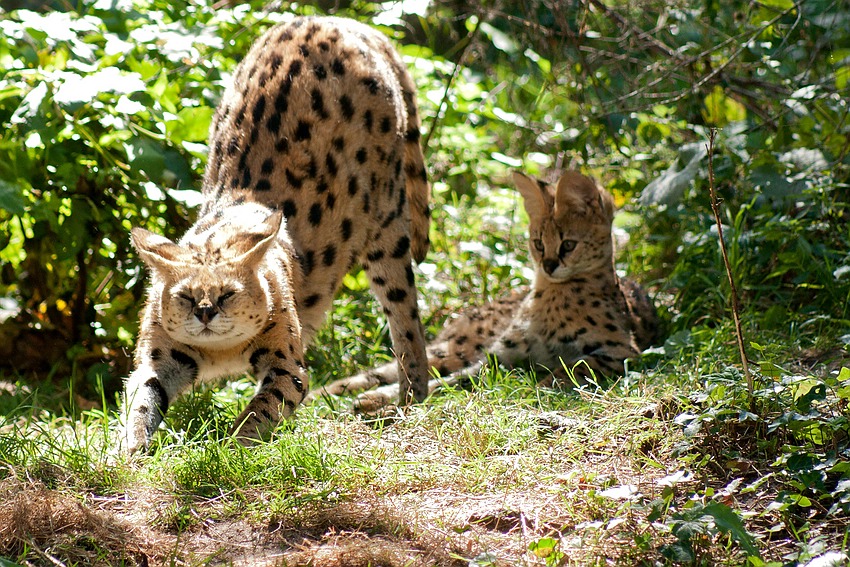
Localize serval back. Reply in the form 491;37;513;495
123;16;431;452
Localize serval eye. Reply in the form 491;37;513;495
533;239;544;252
218;291;236;306
559;240;577;256
178;293;196;306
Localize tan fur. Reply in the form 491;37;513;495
310;170;659;409
123;16;431;452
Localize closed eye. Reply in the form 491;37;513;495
532;238;544;252
178;293;196;306
559;240;577;257
218;291;236;307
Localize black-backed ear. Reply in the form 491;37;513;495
131;228;188;273
554;171;614;222
226;209;284;266
512;171;553;224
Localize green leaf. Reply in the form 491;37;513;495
759;0;794;10
480;22;518;54
0;179;27;216
639;143;706;207
529;537;560;558
702;502;760;557
10;81;48;125
126;137;165;180
167;106;215;143
702;86;746;127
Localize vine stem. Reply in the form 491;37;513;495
706;128;753;399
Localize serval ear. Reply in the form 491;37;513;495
225;209;284;267
512;171;554;225
554;170;615;223
131;228;189;274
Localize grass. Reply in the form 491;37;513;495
1;190;849;566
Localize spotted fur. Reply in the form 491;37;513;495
123;16;431;452
311;170;659;410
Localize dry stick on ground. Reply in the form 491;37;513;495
706;128;753;400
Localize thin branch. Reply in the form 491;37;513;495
422;16;482;150
706;129;753;399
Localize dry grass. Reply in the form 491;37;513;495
0;387;685;566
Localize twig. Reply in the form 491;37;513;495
422;16;482;150
706;129;753;399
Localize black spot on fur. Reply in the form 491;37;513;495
171;349;198;374
308;203;322;226
299;44;310;57
145;378;169;415
367;250;384;262
341;218;352;241
313;64;327;80
325;153;338;177
250;348;270;367
311;89;328;119
295;121;311;141
227;137;239;156
261;158;275;175
339;95;354;121
234;105;246;128
362;77;379;94
405;128;420;142
282;199;297;218
391;236;410;258
268;387;285;402
363;110;373;132
252;95;266;123
150;348;162;361
386;288;407;302
303;294;320;308
332;137;345;151
274;91;289;114
405;163;427;182
241;169;253;188
322;245;336;266
347;176;359;195
301;250;315;275
380;116;391;133
355;148;367;163
269;53;283;72
285;169;303;189
583;343;601;355
255;179;271;191
372;276;386;286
